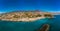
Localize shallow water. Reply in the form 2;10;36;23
0;15;60;31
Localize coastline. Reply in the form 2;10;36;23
0;11;54;22
0;17;45;22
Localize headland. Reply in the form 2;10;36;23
0;10;54;22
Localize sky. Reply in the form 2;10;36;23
0;0;60;12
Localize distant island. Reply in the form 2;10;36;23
0;10;54;22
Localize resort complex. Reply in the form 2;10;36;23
0;10;53;22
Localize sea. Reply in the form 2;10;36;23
0;15;60;31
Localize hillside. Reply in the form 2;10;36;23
0;11;53;22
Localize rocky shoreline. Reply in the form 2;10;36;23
38;24;50;31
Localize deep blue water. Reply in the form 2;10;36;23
0;15;60;31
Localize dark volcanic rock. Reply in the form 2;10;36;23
38;24;50;31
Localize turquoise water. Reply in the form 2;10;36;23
49;15;60;31
0;15;60;31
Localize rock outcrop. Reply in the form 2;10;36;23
38;24;50;31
